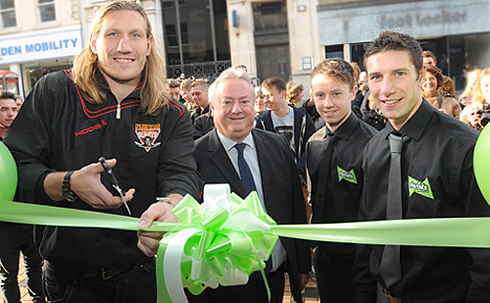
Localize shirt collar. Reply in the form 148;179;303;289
384;98;434;140
94;67;142;100
324;112;359;141
217;130;256;152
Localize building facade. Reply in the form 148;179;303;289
318;0;490;92
226;0;323;90
2;0;489;98
0;0;82;97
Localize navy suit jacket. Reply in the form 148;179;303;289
193;128;311;302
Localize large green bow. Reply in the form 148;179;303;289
155;184;278;302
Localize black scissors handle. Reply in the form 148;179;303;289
99;157;120;186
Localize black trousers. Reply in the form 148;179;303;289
0;223;45;303
186;262;286;303
314;249;355;303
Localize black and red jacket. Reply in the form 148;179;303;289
4;69;203;269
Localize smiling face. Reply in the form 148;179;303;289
0;98;18;131
191;84;209;109
210;79;256;142
90;10;151;88
422;71;438;92
262;85;287;112
366;50;425;130
312;74;356;132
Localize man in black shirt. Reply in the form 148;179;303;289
354;31;490;302
306;59;377;303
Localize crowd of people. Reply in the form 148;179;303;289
1;1;490;303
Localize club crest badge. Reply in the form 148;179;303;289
134;123;161;152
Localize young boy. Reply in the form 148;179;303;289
306;58;377;303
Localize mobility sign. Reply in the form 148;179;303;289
0;28;82;64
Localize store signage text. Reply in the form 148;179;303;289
0;29;82;64
1;39;78;57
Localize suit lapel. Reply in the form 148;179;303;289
208;129;248;198
252;129;273;203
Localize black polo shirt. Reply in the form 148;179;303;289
306;113;377;256
354;99;490;302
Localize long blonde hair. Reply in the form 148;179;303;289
471;67;490;107
72;1;171;116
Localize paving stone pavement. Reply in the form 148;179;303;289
0;258;319;303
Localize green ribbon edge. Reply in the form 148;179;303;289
2;200;488;248
2;199;490;303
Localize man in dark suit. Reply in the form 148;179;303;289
190;67;310;303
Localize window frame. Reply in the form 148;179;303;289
0;0;17;29
37;0;56;24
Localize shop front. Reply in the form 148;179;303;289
318;0;490;95
0;26;82;97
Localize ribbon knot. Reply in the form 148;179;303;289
157;184;278;303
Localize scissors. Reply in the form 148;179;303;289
98;157;132;215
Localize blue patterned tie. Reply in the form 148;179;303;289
234;143;257;194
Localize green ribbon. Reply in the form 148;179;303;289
2;185;490;302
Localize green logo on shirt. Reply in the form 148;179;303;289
337;166;357;184
408;176;434;199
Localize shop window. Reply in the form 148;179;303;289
0;0;16;29
38;0;56;23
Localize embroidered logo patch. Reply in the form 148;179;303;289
337;166;357;184
134;123;161;152
408;176;434;199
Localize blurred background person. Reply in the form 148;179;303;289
180;78;196;112
14;94;23;108
460;67;490;131
458;69;481;108
0;91;19;140
166;78;182;102
350;62;364;119
423;50;456;97
286;81;305;105
302;88;326;131
422;64;461;119
0;90;45;303
254;86;266;115
190;80;210;124
361;94;387;131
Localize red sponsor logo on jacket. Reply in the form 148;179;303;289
75;120;107;136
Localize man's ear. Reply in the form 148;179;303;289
418;65;427;88
351;84;358;99
89;34;97;54
281;89;287;99
146;35;153;57
209;102;215;117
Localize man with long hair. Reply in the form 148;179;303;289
3;1;202;302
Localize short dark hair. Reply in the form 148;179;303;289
422;50;436;62
364;31;423;77
180;79;193;91
311;58;355;89
262;77;287;92
0;90;15;100
166;79;181;89
190;79;210;90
